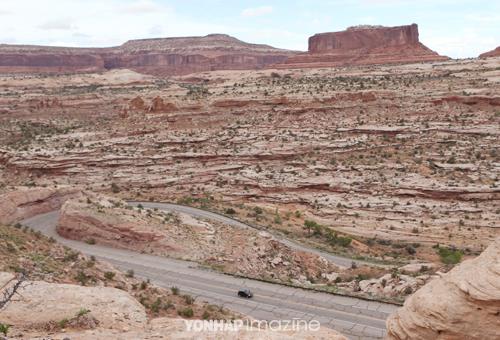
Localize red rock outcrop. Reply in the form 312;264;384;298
277;24;448;69
129;96;145;110
479;46;500;58
0;34;295;76
147;96;177;113
0;187;79;224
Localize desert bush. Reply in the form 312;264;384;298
0;323;10;336
178;307;194;318
104;271;115;280
438;247;463;264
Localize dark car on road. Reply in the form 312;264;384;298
237;289;253;298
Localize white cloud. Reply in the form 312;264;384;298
241;6;273;17
423;30;497;58
0;0;228;47
38;18;76;31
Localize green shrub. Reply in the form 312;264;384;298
225;208;236;215
0;323;10;336
58;318;69;328
77;308;90;317
178;307;194;318
183;294;194;305
253;207;263;215
151;298;162;313
438;247;463;264
75;271;88;286
104;271;115;280
171;286;179;295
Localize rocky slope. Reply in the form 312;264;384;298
480;46;500;58
56;192;343;285
386;237;500;339
0;34;294;76
278;24;448;68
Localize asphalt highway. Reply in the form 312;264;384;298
22;210;397;339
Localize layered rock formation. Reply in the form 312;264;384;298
0;186;79;224
278;24;448;68
0;34;294;76
386;238;500;339
480;46;500;58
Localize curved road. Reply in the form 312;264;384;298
130;201;379;268
22;210;397;340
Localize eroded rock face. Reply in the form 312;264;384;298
480;46;500;58
279;24;448;68
0;186;79;224
386;238;500;340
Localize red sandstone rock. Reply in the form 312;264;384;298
129;96;145;110
479;46;500;58
148;96;177;113
278;24;448;69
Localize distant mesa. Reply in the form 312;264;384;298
0;24;450;76
277;24;449;69
0;34;295;76
479;46;500;58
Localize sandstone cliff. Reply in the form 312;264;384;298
480;46;500;58
0;34;294;76
386;238;500;339
278;24;448;68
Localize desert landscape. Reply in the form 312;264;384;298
0;13;499;340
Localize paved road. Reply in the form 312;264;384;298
22;211;397;339
129;201;378;268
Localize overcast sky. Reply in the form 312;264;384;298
0;0;498;58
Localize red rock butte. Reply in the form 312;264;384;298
479;46;500;58
276;24;448;69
